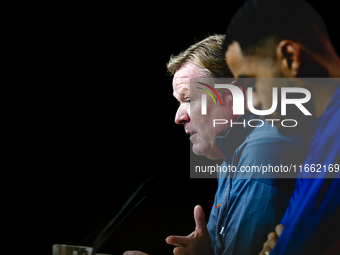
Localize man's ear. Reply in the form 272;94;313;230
276;40;302;77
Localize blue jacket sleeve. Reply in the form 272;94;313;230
271;90;340;255
272;178;340;255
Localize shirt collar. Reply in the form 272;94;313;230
215;112;256;160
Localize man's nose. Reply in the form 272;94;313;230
175;104;190;125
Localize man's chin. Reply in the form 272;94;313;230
191;143;208;157
191;143;223;160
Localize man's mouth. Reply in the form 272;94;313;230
186;129;196;135
185;128;197;140
189;132;197;141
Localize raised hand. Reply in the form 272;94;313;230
166;205;214;255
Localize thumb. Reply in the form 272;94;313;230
275;224;285;238
194;205;207;232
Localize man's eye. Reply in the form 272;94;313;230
177;99;192;106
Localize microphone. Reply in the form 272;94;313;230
90;173;163;254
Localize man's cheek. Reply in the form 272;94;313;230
190;101;201;118
190;104;205;125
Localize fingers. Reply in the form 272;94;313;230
166;205;208;254
260;239;274;255
267;232;278;248
259;247;271;255
275;224;284;237
123;251;149;255
173;247;188;255
166;236;189;255
194;205;207;233
166;235;188;247
259;232;278;255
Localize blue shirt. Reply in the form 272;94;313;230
272;85;340;255
207;113;310;255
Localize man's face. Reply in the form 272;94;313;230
173;62;238;160
226;41;316;135
226;41;286;120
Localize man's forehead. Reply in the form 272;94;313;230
173;76;191;85
172;74;191;96
173;82;190;97
227;41;272;79
226;42;247;78
173;63;206;88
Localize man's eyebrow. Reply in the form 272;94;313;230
238;74;255;78
173;91;183;101
173;89;189;101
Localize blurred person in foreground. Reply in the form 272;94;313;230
222;0;340;254
125;34;309;255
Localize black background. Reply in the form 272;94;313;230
6;1;340;254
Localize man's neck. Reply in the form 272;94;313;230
298;79;340;119
312;84;338;118
325;58;340;78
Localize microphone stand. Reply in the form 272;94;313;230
91;173;163;254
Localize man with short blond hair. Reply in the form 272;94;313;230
124;34;309;255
